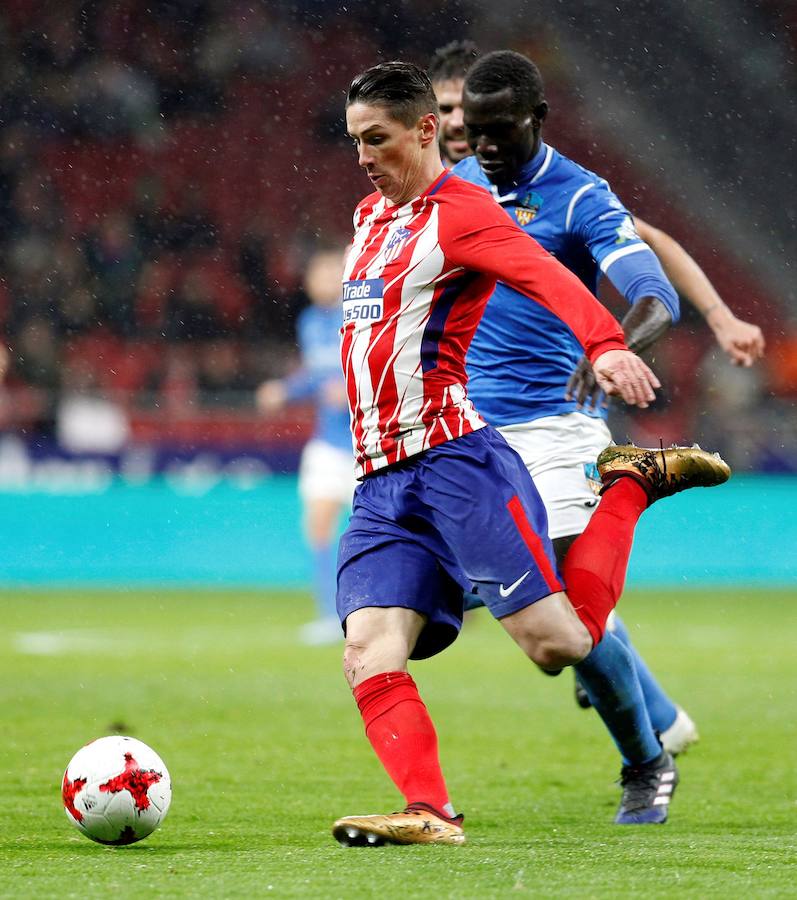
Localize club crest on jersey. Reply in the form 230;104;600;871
383;226;412;263
515;191;543;227
342;278;384;325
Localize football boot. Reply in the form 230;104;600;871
597;443;730;506
615;750;678;825
332;802;465;846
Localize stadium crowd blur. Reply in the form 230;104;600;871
0;0;794;473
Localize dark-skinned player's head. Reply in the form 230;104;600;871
347;61;439;128
428;40;480;165
463;50;548;184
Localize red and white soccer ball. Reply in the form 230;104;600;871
61;735;172;845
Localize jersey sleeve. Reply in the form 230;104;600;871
438;185;628;363
568;180;680;322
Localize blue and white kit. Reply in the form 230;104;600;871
455;143;680;536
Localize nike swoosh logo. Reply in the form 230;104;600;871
499;570;531;598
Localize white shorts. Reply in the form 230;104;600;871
298;439;358;505
498;412;612;540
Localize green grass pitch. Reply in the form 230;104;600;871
1;587;795;898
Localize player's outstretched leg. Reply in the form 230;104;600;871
562;444;730;646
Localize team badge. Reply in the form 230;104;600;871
383;226;412;263
514;190;543;227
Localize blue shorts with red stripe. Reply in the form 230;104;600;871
337;426;562;659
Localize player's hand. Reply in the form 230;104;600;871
710;313;765;367
255;380;287;413
591;349;660;409
565;355;607;410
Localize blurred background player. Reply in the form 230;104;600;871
430;43;764;759
257;247;355;645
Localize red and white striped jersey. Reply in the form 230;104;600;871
341;170;627;477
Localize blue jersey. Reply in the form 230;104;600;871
454;143;679;425
285;304;351;450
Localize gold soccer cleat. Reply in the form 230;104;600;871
596;443;731;505
332;803;465;847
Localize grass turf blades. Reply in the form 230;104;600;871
0;588;795;898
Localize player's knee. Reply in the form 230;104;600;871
342;633;409;689
527;625;592;669
502;594;592;668
530;641;585;670
342;638;368;689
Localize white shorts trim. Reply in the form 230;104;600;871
298;439;357;504
498;413;612;540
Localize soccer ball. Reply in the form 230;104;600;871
61;735;172;845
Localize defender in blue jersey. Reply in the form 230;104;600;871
427;44;762;827
257;248;355;645
448;48;690;826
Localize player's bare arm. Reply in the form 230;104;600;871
567;296;672;409
634;216;765;367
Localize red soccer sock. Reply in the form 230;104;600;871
353;671;452;814
563;477;648;645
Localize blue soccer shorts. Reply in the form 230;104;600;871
336;426;563;659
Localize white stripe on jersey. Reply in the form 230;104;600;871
600;242;649;273
565;183;596;231
529;144;554;183
376;211;450;452
349;200;442;463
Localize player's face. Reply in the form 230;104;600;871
463;87;537;184
433;78;470;165
346;102;436;205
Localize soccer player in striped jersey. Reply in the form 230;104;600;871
331;61;729;847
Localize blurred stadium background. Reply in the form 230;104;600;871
0;0;794;587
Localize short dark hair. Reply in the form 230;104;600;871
346;61;439;127
464;50;545;112
428;40;481;83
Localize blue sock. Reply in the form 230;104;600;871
574;631;662;766
311;543;338;620
609;615;678;734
